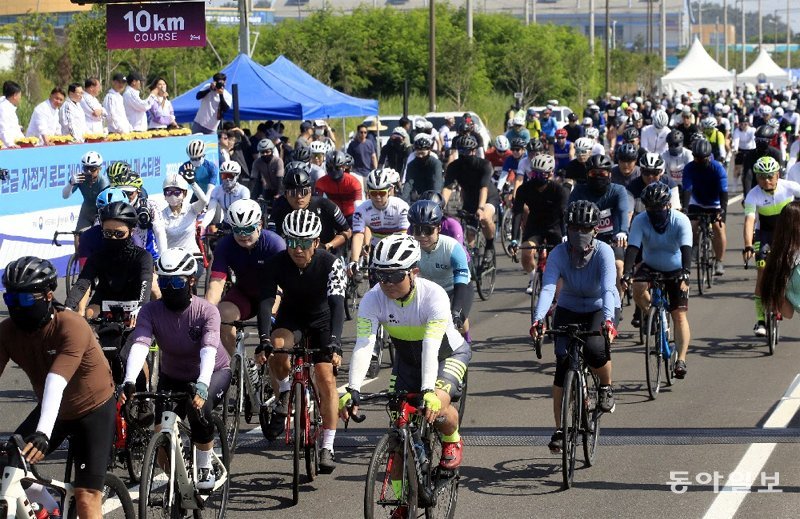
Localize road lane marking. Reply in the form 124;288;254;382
727;194;743;205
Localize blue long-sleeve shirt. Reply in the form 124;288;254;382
682;159;728;208
568;183;631;235
533;241;619;323
541;117;557;138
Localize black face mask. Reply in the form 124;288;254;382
9;299;52;333
161;285;192;312
529;176;548;188
588;176;610;193
103;236;133;253
647;209;671;233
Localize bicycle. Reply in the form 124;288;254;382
498;184;517;258
0;435;135;519
634;272;678;400
747;246;781;355
512;243;554;331
135;391;230;519
538;324;609;490
51;230;82;290
349;391;459;519
456;210;497;301
344;254;369;321
689;212;718;295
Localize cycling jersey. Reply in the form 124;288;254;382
562;158;590;184
441;216;465;246
444;156;500;212
704;128;727;161
315;173;363;218
564;123;584;143
661;148;694;185
349;278;468;392
206;183;250;225
627;176;681;213
418;234;470;294
628;210;692;272
352;197;410;244
209;230;286;299
682;159;728;209
512;180;568;240
505;128;530;142
526;119;541;140
193;159;219;194
743;179;800;233
269;196;350;245
401;155;444;203
553;140;572;171
163;198;207;255
70;175;110;231
65;243;153;309
485;148;511;169
568;183;631;236
540;117;557;138
640;125;670;155
131;197;167;261
611;166;641;190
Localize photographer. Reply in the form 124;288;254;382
192;72;232;135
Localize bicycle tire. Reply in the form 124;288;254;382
696;239;706;296
457;369;468;427
124;422;150;484
364;433;418;519
644;306;663;400
139;432;178;519
65;253;80;291
663;313;675;387
423;424;458;519
561;370;580;489
529;271;542;324
582;371;601;467
705;235;715;289
67;472;135;519
767;312;778;356
292;382;303;505
305;384;320;482
500;209;514;258
193;415;231;519
223;355;242;454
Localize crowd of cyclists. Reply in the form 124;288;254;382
2;84;800;517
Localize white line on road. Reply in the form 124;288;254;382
727;193;743;206
702;373;800;519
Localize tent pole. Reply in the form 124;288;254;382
723;0;729;69
232;84;240;128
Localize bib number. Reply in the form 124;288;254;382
597;209;613;234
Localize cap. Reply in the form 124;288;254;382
127;71;144;83
300;120;313;132
313;119;326;127
112;72;126;82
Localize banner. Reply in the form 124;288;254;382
107;1;206;50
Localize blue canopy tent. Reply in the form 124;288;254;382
172;54;378;123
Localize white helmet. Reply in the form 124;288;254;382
227;199;262;227
494;135;510;152
220;161;242;176
760;105;773;116
309;141;328;155
257;138;275;152
714;102;724;114
574;137;594;153
774;107;784;118
414;117;429;130
652;110;669;129
530;154;556;173
586;99;595;106
186;139;206;159
392;127;409;140
722;105;731;114
413;133;434;150
701;117;717;129
512;114;525;126
282;208;322;240
155;247;197;277
582;117;593;126
366;168;395;190
162;173;189;191
586;127;600;139
371;234;421;270
81;151;103;168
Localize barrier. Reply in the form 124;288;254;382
0;134;219;279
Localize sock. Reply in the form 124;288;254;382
25;483;59;513
529;271;535;281
755;296;766;323
441;429;460;443
196;447;212;469
486;237;494;249
278;376;291;393
322;428;336;452
391;479;404;498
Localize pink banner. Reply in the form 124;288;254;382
106;2;206;50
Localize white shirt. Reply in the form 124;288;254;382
786;163;800;184
80;91;106;134
60;97;88;142
103;89;131;134
787;140;800;171
163;199;207;253
193;84;232;132
732;126;756;151
661;147;694;186
26;100;61;142
640;125;670;155
0;97;23;147
123;86;151;131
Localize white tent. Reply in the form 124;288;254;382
659;37;735;96
737;48;792;88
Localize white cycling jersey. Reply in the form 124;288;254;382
203;183;250;226
661;148;694;186
352;196;410;245
640;125;670;155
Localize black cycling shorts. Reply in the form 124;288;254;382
273;312;335;364
551;307;614;388
634;264;689;312
156;370;231;444
688;205;725;223
389;343;472;404
522;229;563;247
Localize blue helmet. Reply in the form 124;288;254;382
96;187;129;209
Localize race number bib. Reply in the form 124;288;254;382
597;209;613;234
669;166;683;183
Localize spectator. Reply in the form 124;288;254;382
0;80;24;147
147;77;176;129
192;72;231;134
81;77;105;134
312;119;336;149
251;137;285;199
218;131;231;163
398;116;413;146
249;122;269;160
222;124;252;180
346;124;378;176
296;120;314;149
61;83;88;143
26;87;65;146
271;129;293;164
103;72;131;134
123;72;150;131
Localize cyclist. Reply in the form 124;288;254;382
120;248;231;490
509;154;569;294
540;108;558;145
621;183;692;379
400;133;444;204
611;143;642;193
552;128;574;172
640;110;670;155
254;209;346;471
251;138;285;200
616;127;648;164
485;135;512;170
379;127;412;175
661;130;694;202
742;124;783;196
339;234;471;473
505;113;530;143
516;138;546;184
315;150;363;226
203;160;251;232
701;117;728;162
185;139;219;196
419;190;466;247
585;127;605;157
206;199;286;356
530;201;619;453
61;151;109;242
78;187;130;267
628;152;682;214
742;156;800;336
525;107;542;141
269;162;351;253
498;137;527;192
564;112;584;143
562;137;594;188
308;140;329;184
682;139;728;276
1;256;116;519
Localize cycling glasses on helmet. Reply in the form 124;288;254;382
3;292;43;307
232;224;258;236
158;276;189;290
372;269;409;285
286;237;315;249
411;224;437;237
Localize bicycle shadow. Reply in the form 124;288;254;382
458;456;564;496
225;469;303;511
693;336;772;359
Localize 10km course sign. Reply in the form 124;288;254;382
106;1;206;49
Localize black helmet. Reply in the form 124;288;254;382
526;138;544;154
622;127;640;143
99;201;138;228
283;162;311;188
616;143;638;162
2;256;57;293
408;200;443;226
509;137;527;150
755;124;776;147
641;182;672;208
691;138;713;158
419;190;445;209
566;200;600;227
587;154;613;172
666;130;684;147
292;146;311;163
458;135;478;151
455;121;469;134
325;150;349;173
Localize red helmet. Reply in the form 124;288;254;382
555;128;568;138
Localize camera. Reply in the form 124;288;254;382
215;81;225;90
0;168;8;181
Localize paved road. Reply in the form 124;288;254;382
2;201;800;518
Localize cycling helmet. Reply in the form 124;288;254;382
186;139;206;159
587;154;613;171
760;105;773;116
566;200;600;227
414;118;428;131
99;201;138;228
631;111;643;122
371;234;420;270
283;208;322;239
753;156;781;177
219;161;241;177
413;133;434;150
767;118;780;129
343;153;354;168
641;182;672;208
638;152;665;171
257;139;275;153
115;171;143;190
366;168;395;190
582;117;593;126
419;190;445;209
586;127;600;139
2;256;57;293
227;199;262;227
701;117;717;129
529;154;555;173
616;143;639;162
526;138;544;154
292;145;311;162
555;128;568;138
106;161;131;185
652;110;669;129
408;200;443;226
162;173;189;192
325;150;349;173
96;187;129;209
691;138;713;158
666;130;684;147
714;102;724;114
391;127;409;141
283;162;312;188
155;247;197;277
574;137;594;153
458;135;478;151
774;107;784;118
309;141;328;155
511;114;525;126
509;137;527;150
494;135;510;152
81;151;103;168
622;127;640;142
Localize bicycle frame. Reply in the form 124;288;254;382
281;343;321;448
649;284;673;361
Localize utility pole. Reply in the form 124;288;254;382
429;0;436;111
787;0;791;68
238;0;250;56
590;0;596;54
741;0;746;70
715;17;720;61
525;0;530;26
758;0;762;47
605;0;610;94
660;0;666;71
723;0;729;69
467;0;473;40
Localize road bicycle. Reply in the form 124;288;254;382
634;272;678;400
51;230;82;290
747;245;781;356
344;253;368;321
498;183;517;258
512;243;554;333
457;210;497;301
136;391;230;519
350;391;459;519
689;212;718;295
0;435;135;518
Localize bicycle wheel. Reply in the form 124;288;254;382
423;425;458;519
767;312;778;356
644;306;663;400
65;253;80;290
704;235;715;289
663;313;676;387
696;239;706;296
292;382;303;505
194;415;231;519
582;371;601;467
364;433;418;519
73;472;135;519
529;271;542;323
223;355;242;454
457;369;468;427
561;370;580;489
124;422;151;484
500;209;514;257
139;432;179;519
477;245;496;301
305;384;320;482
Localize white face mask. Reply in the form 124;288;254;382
190;158;202;167
165;194;183;207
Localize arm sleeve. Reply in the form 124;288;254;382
195;85;212;100
533;248;563;322
256;264;279;339
327;259;347;340
623;245;640;276
189;182;209;213
197;346;216;387
432;159;444;194
124;342;150;384
421;297;450;391
400;166;414;202
35;373;68;438
616;187;631;233
451;282;471;314
680;245;692;271
348;292;379;391
137;253;154;306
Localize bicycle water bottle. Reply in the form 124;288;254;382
31;502;49;519
114;401;128;449
411;429;429;472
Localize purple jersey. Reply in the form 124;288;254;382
210;230;286;299
440;216;464;245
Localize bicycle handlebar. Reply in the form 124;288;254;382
2;435;51;484
544;325;603;338
345;390;418;425
51;230;81;247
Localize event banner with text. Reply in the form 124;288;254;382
107;1;206;50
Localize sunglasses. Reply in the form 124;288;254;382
287;187;311;198
3;292;43;308
83;166;100;173
163;188;185;197
232;224;258;236
286;237;315;249
102;229;128;239
372;269;409;285
369;189;390;197
755;172;778;179
412;224;437;237
221;173;237;180
260;150;273;155
158;276;189;289
567;224;595;232
641;169;662;177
